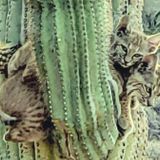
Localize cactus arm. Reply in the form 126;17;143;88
116;0;144;31
5;0;22;44
85;0;109;154
39;0;120;159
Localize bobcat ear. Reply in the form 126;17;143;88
116;15;129;34
143;54;157;70
147;33;160;53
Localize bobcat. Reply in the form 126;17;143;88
118;54;157;140
0;41;52;142
109;15;160;140
109;15;160;94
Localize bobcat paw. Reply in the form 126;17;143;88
117;121;135;141
3;118;20;126
117;117;135;141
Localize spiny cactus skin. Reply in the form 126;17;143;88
0;0;122;159
114;0;144;31
0;0;8;42
40;0;120;159
5;0;22;44
107;105;149;160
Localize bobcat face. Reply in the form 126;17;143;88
110;16;160;68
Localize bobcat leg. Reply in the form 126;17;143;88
120;122;134;142
118;96;135;141
0;110;17;124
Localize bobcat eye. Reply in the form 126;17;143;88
149;46;156;53
117;31;123;37
132;54;143;61
145;86;152;95
121;45;127;53
133;54;142;58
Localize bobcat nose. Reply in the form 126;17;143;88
4;133;11;141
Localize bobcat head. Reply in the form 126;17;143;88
110;15;160;68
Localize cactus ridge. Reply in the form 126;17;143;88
0;0;8;42
5;0;22;44
87;0;111;154
93;0;119;146
40;1;81;159
75;0;103;159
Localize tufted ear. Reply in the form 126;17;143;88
147;33;160;53
116;15;129;35
142;54;157;71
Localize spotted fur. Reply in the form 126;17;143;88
109;15;160;94
118;54;157;140
0;41;51;142
0;43;20;75
109;15;160;140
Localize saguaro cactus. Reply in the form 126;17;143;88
0;0;153;160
